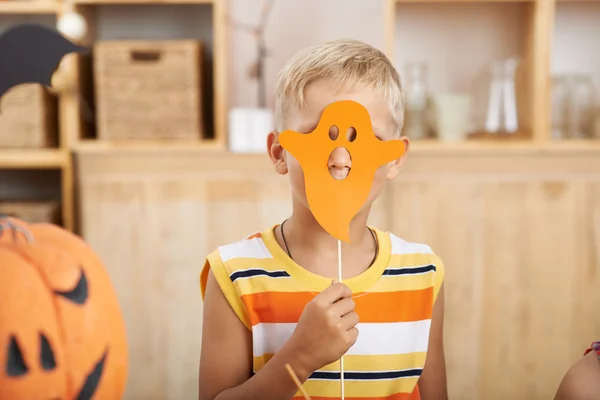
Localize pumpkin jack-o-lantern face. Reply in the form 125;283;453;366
0;218;128;400
0;248;67;399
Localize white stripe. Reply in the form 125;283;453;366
389;234;433;256
219;236;273;263
252;320;431;357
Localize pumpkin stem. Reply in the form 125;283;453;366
0;218;34;243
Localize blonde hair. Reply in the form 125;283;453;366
274;39;405;136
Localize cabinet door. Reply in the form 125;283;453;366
387;179;600;400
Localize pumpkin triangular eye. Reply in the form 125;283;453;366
40;333;56;371
54;267;88;305
6;335;28;376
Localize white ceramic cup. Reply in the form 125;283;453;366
228;107;274;153
432;94;471;142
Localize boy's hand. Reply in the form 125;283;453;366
285;282;359;374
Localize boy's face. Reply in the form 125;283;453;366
268;79;409;216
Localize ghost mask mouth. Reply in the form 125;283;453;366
328;147;352;180
326;125;355;181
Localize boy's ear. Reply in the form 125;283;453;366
267;131;289;175
385;136;410;180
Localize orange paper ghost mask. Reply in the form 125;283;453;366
279;100;406;243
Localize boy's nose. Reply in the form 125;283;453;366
328;147;352;180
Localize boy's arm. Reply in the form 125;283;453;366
418;284;448;400
198;269;313;400
554;350;600;400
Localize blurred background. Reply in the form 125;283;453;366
0;0;599;399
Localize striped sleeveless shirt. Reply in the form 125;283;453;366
200;225;445;400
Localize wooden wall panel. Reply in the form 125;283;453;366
80;172;295;400
389;181;485;400
387;177;600;400
479;181;583;400
76;150;600;400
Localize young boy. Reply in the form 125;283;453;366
198;39;447;400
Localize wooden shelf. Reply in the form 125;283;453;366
0;1;58;13
543;139;600;151
0;149;68;169
72;0;214;4
409;138;600;153
395;0;534;2
74;138;224;153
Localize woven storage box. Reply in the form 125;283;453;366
0;201;60;224
0;84;57;148
94;40;205;140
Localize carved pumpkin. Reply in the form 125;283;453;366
0;217;128;400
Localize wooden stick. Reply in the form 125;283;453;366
285;363;312;400
337;239;345;400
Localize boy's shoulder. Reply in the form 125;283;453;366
385;230;437;257
199;226;281;327
209;231;271;263
200;227;278;299
373;227;442;263
378;229;445;302
206;227;275;266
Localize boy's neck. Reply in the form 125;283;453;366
283;202;373;252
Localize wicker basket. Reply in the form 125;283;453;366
93;39;205;140
0;84;57;148
0;201;60;224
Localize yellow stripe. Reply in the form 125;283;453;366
205;250;251;329
223;251;440;274
228;254;441;296
225;257;282;272
254;352;427;372
303;377;420;397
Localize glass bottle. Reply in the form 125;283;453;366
565;74;595;139
403;63;429;140
551;75;568;140
484;58;519;134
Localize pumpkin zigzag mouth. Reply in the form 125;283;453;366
75;348;107;400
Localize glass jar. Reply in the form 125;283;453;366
551;75;568;140
594;108;600;139
484;58;519;134
402;62;430;140
565;74;595;139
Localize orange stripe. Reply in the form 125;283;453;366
293;391;419;400
246;232;262;240
241;288;433;326
293;385;420;400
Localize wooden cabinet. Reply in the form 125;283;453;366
76;149;600;400
389;178;600;399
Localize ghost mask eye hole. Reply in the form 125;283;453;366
6;335;28;377
346;126;357;142
328;125;339;141
40;333;56;371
